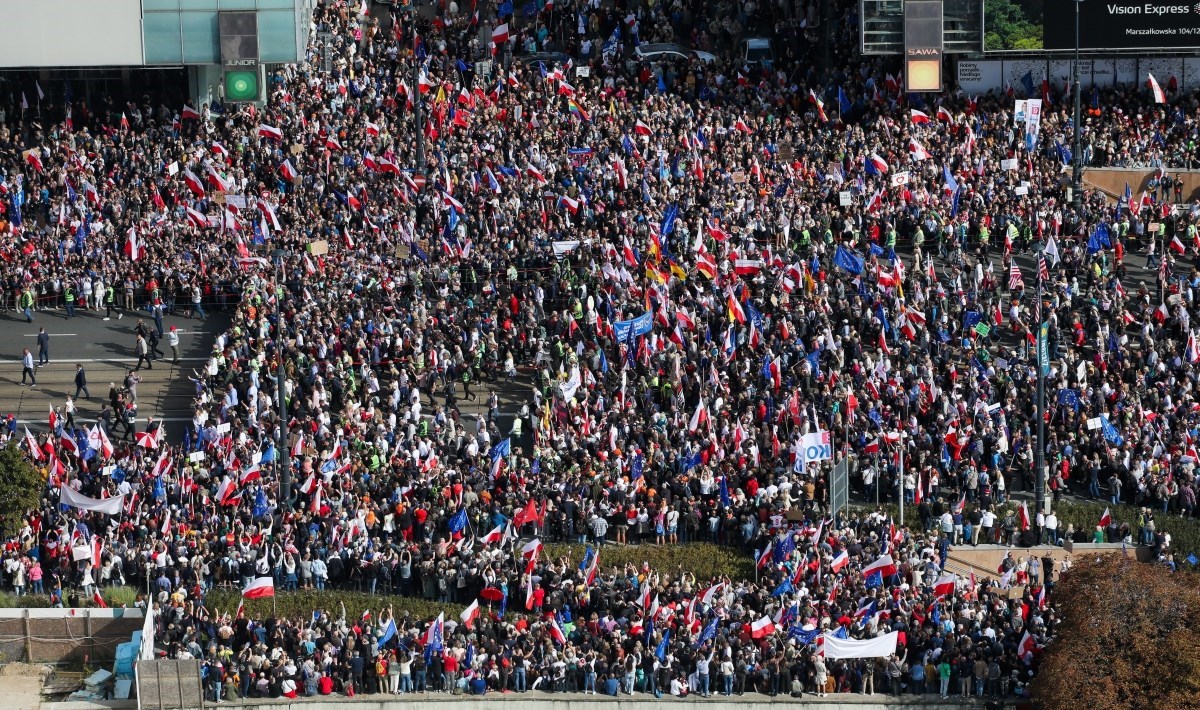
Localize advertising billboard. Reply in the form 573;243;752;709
985;0;1200;52
1044;1;1200;50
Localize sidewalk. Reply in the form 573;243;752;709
43;690;1002;710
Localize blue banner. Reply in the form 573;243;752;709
612;311;653;342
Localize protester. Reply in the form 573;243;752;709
9;0;1200;700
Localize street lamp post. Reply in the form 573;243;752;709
1033;240;1047;516
413;24;425;171
1072;0;1084;215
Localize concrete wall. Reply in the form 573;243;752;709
0;609;142;664
948;542;1148;578
198;697;981;710
1083;168;1200;204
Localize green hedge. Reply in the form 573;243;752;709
200;543;753;622
543;542;755;582
1052;500;1200;559
206;588;464;624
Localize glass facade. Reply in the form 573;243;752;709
861;0;982;55
144;0;307;65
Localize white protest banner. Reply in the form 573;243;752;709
60;485;125;516
821;631;899;659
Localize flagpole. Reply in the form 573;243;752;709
898;434;905;526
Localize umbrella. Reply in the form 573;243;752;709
480;587;504;602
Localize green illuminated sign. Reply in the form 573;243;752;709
225;69;259;102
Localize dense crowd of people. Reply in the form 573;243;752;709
1;0;1198;701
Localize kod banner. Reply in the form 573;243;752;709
794;430;833;471
612;312;654;342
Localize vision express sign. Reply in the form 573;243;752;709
1045;1;1200;50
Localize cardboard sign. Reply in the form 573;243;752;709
290;143;304;155
838;191;852;206
779;145;794;161
1000;159;1018;171
731;171;747;184
1149;223;1161;233
189;451;206;462
309;239;329;256
212;192;226;204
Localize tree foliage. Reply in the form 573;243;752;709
984;0;1044;51
0;443;43;537
1033;555;1200;710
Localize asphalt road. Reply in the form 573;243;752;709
0;304;227;436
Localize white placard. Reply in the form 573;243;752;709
1001;159;1018;171
168;162;179;176
956;60;1004;95
189;451;206;462
252;451;263;466
575;66;591;78
1014;185;1029;196
216;422;231;434
72;545;92;562
225;195;248;210
838;191;852;206
1087;417;1102;430
890;171;911;187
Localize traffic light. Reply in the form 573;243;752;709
224;68;261;103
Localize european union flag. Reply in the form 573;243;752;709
455;59;472;72
1057;389;1081;412
490;438;511;460
833;626;849;639
655;629;670;660
631;454;644;481
789;626;819;645
413;244;429;262
644;618;655;647
253;488;270;518
1088;223;1112;254
448;507;469;533
694;617;719;648
682;449;702;471
963;310;982;329
869;242;885;257
1100;415;1124;446
599;349;609;374
498;0;513;16
771;576;793;597
838;86;851;114
774;533;796;563
865;570;883;588
661;203;679;236
833;245;863;274
807;350;821;377
719;476;731;507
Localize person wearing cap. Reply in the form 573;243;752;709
168;326;181;364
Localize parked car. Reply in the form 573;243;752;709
634;43;717;65
739;37;774;68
